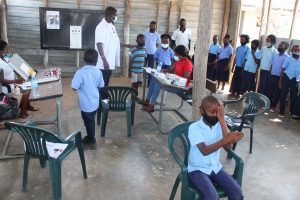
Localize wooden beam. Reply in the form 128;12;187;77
44;0;49;68
221;0;231;44
156;0;161;29
289;0;299;39
0;0;8;42
259;0;267;39
167;1;173;33
77;0;80;9
192;0;214;120
177;0;184;22
45;0;49;7
265;0;272;35
103;0;108;9
123;0;131;77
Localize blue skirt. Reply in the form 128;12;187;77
215;58;229;82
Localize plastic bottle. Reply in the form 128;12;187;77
31;76;40;98
157;62;162;72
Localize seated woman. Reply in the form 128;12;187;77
0;40;37;118
143;45;193;112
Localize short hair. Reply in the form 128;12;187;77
224;33;231;39
251;39;260;47
84;48;98;65
200;95;219;109
0;40;8;51
213;35;219;39
292;44;300;50
150;21;157;25
267;34;276;44
136;34;144;40
174;45;188;57
160;34;171;41
280;41;289;49
179;18;186;22
240;34;250;44
105;6;117;17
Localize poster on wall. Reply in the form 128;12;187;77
70;26;82;49
46;10;60;29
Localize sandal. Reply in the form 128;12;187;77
19;113;29;119
27;106;38;111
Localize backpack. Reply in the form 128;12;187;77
0;93;19;120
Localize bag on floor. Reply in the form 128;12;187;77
0;93;19;119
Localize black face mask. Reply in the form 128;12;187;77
278;47;285;53
149;28;155;33
292;53;300;59
138;43;145;47
251;46;256;51
202;112;218;126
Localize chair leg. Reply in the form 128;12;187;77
96;105;102;126
169;175;181;200
77;142;87;179
126;108;132;137
101;109;109;137
39;158;47;168
249;128;253;153
131;102;135;126
22;154;30;192
49;158;62;200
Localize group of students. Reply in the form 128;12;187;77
207;34;300;119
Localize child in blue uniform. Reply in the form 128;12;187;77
188;95;244;200
229;34;250;96
154;34;174;70
207;35;220;80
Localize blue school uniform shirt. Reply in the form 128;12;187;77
271;53;289;76
244;49;262;73
282;56;300;80
218;45;233;60
235;45;249;67
154;47;174;66
209;43;220;55
144;31;161;55
130;47;147;73
71;65;104;112
260;46;278;71
187;118;223;175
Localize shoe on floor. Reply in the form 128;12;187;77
82;136;97;150
278;113;285;118
269;108;275;113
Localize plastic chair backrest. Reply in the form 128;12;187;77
168;122;194;169
5;122;62;159
101;86;138;111
241;92;270;122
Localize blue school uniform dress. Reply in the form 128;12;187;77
279;56;300;115
72;65;104;142
154;47;174;69
207;43;220;80
215;44;233;82
188;118;243;200
241;49;262;94
269;53;289;108
258;46;278;95
230;45;249;94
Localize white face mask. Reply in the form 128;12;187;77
161;43;169;49
174;55;180;61
112;16;118;24
266;42;272;47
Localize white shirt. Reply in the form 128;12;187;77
260;46;278;71
171;28;192;49
0;58;15;93
95;18;120;70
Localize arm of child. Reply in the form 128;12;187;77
128;56;133;78
231;55;236;73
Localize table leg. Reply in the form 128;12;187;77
158;89;166;133
142;70;147;102
56;97;62;136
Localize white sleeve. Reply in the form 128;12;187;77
171;30;177;41
95;23;107;45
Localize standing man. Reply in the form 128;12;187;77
95;6;120;86
171;18;192;50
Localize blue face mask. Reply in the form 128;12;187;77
3;53;13;59
112;16;118;24
174;55;180;61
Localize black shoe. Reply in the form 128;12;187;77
82;136;97;149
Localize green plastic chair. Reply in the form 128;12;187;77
98;86;138;137
223;92;270;153
4;121;87;200
168;122;244;200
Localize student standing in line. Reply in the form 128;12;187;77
258;34;277;95
215;34;233;91
268;41;289;113
207;35;220;80
171;18;192;50
229;34;250;97
278;45;300;117
72;49;104;149
240;40;262;94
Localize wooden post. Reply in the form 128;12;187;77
259;0;267;39
77;0;80;9
123;0;131;77
289;0;299;39
156;0;161;29
265;0;272;35
192;0;214;120
167;1;173;33
0;0;8;42
177;0;184;22
221;0;231;43
103;0;108;9
76;0;80;68
44;0;49;68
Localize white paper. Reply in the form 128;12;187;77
46;141;68;159
20;63;31;76
46;11;60;29
70;26;82;49
17;82;32;90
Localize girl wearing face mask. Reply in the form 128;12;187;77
154;34;174;70
215;34;233;91
278;45;300;117
258;34;277;96
142;45;192;112
0;40;38;118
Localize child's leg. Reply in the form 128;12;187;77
211;169;243;200
270;76;281;108
279;74;291;115
289;79;298;112
221;81;225;90
188;170;218;200
81;110;97;143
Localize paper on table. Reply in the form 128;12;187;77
46;141;68;159
17;82;32;90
